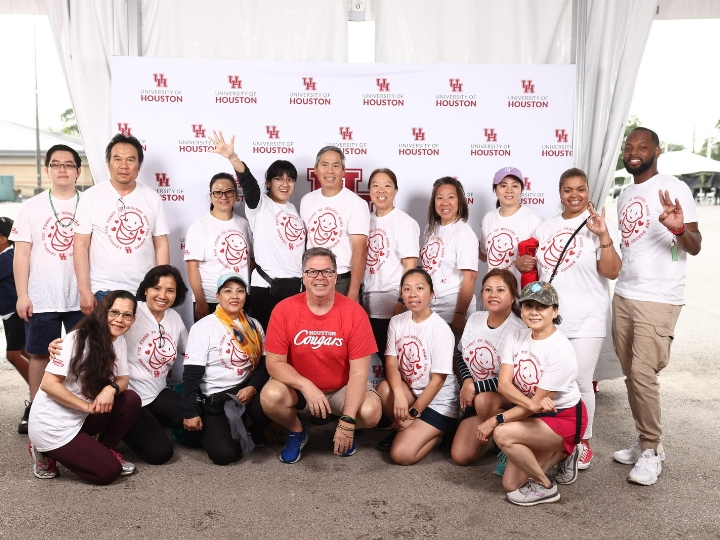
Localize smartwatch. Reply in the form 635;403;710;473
495;413;505;425
109;381;120;395
409;407;421;418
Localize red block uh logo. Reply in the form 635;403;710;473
524;178;532;190
521;79;535;93
376;78;390;92
192;124;206;138
308;168;370;205
117;123;132;136
302;77;316;90
155;173;170;187
449;78;463;92
266;125;280;139
153;73;167;87
555;129;569;143
339;127;353;141
228;75;242;89
484;128;497;142
412;128;426;141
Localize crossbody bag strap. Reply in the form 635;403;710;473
548;218;588;283
575;400;582;445
255;265;274;286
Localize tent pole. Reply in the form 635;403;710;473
572;0;587;170
127;0;142;56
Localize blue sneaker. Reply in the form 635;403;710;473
280;425;308;464
493;451;508;477
339;439;356;457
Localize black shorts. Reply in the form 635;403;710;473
2;313;26;352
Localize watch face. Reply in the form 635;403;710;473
410;408;419;418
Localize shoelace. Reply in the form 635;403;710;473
519;479;544;495
109;448;125;465
287;431;304;450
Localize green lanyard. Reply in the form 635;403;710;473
48;189;80;228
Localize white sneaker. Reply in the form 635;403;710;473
628;449;662;485
613;440;665;465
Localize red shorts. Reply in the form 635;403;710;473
538;401;588;456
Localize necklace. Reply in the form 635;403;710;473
48;189;80;228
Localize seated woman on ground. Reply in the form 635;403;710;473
28;291;141;485
476;281;586;506
450;268;525;469
376;268;459;465
181;273;269;465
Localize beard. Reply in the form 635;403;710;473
623;154;656;176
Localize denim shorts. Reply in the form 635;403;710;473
25;311;84;355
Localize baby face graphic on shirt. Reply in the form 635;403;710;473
487;232;514;267
468;346;496;380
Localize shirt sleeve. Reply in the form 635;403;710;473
177;321;189;358
499;331;519;366
152;194;170;236
429;319;454;375
347;304;377;360
264;300;290;355
478;213;489;256
385;316;398;357
74;190;93;235
240;217;254;259
347;194;370;236
46;333;75;376
455;348;471;381
455;223;479;271
114;336;129;377
183;321;212;367
236;166;262;210
183;220;206;262
9;204;32;243
396;214;420;259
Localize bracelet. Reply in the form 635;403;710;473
229;156;240;162
337;423;355;432
668;225;686;236
599;240;613;249
339;414;356;425
339;431;354;438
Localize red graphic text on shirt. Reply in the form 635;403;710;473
42;213;77;258
220;334;253;376
213;229;249;272
486;229;518;268
538;229;583;273
396;336;428;384
463;339;499;380
420;237;445;276
619;196;650;247
137;331;177;378
105;207;150;252
307;207;343;249
276;211;306;250
366;228;390;274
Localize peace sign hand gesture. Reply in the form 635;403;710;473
585;202;608;238
207;130;236;160
658;189;684;231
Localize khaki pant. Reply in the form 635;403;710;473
612;294;682;444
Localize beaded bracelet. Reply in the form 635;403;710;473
337;423;355;432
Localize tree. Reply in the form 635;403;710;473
664;143;685;152
60;108;79;137
696;118;720;161
616;115;642;171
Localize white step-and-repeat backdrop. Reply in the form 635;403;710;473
111;57;575;381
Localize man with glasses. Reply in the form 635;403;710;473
261;247;381;463
10;145;86;434
300;146;369;301
74;134;169;314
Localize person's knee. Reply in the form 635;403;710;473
95;462;123;485
493;424;511;449
145;441;174;465
450;445;472;466
260;380;290;414
207;446;241;466
356;393;382;428
121;389;142;411
390;445;417;466
474;393;496;419
376;380;390;401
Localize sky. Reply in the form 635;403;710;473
1;15;719;153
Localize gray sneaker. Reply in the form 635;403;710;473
28;442;59;479
109;448;136;476
613;440;665;465
555;444;580;485
506;478;560;506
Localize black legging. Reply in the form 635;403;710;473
123;388;183;465
369;317;391;368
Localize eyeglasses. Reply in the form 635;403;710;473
158;323;166;348
271;177;296;185
48;163;78;170
303;269;337;278
211;189;237;200
108;308;135;322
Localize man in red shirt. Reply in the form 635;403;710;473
261;247;381;463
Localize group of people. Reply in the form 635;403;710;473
0;126;700;505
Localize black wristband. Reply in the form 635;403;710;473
109;381;120;395
339;414;356;425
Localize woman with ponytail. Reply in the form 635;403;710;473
181;273;269;465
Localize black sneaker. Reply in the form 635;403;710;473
377;431;397;452
374;415;393;430
18;400;31;435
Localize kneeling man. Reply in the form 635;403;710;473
261;247;381;463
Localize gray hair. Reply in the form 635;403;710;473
302;247;337;271
314;146;345;168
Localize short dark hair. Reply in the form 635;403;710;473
369;168;398;190
105;133;144;166
209;172;239;211
558;168;588;190
302;247;337;271
265;160;298;182
482;268;520;318
400;267;434;293
314;146;345;168
630;127;660;147
44;145;81;168
136;265;188;307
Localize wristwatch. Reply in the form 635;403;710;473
409;407;421;418
495;413;505;425
109;381;120;395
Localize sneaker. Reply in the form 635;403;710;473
377;431;397;452
578;440;593;470
18;400;31;434
555;444;580;485
374;415;393;431
506;478;560;506
613;440;666;465
109;448;136;476
493;451;508;477
339;439;356;457
280;424;308;464
593;381;599;393
628;449;662;486
28;442;59;479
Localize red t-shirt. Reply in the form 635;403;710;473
265;292;377;392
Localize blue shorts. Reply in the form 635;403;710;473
25;311;84;355
418;406;456;433
94;290;110;302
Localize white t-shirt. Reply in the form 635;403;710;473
9;190;81;312
28;331;128;452
385;311;459;417
363;208;420;318
184;213;253;303
300;187;370;273
421;220;479;300
458;311;526;382
125;302;188;406
534;210;621;338
500;328;580;409
615;173;698;304
183;313;265;397
246;192;305;288
75;180;169;293
480;206;544;287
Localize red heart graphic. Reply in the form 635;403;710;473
237;369;243;375
139;229;144;234
114;220;119;223
220;249;225;253
379;251;385;256
111;227;117;231
569;250;575;255
226;348;231;353
638;221;644;226
145;350;150;355
540;246;547;251
509;252;514;256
